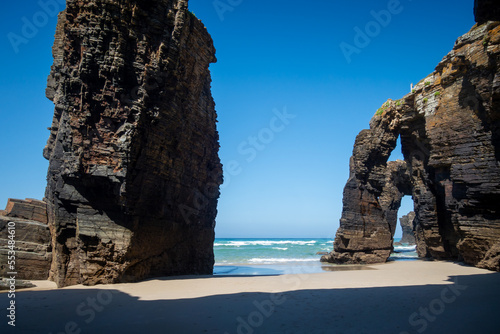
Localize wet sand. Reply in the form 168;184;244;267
1;260;499;333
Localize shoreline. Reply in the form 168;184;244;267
213;261;380;276
1;260;499;333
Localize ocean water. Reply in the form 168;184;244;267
213;238;418;275
390;239;419;260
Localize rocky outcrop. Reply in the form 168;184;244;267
2;198;48;224
322;159;412;264
0;200;51;280
44;0;221;287
399;212;416;245
324;19;500;271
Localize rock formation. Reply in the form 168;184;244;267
44;0;222;287
0;199;52;280
399;212;416;245
322;157;412;264
1;198;48;224
474;0;500;24
323;4;500;271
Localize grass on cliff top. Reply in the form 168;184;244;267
376;101;391;116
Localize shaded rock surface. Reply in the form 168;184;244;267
322;159;412;264
399;212;416;245
0;200;52;280
474;0;500;24
324;20;500;271
0;278;36;290
44;0;221;287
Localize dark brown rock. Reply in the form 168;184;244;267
474;0;500;24
321;158;412;264
324;21;500;271
478;242;500;271
0;216;52;280
399;212;416;245
0;199;51;280
44;0;222;287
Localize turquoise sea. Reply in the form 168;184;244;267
213;238;418;275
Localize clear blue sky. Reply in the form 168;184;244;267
0;0;474;238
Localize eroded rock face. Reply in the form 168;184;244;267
2;198;48;224
0;200;51;280
399;212;416;245
321;158;412;264
325;21;500;271
44;0;222;287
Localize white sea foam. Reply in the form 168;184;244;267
273;247;288;250
390;253;418;259
215;240;319;247
394;245;417;252
248;258;317;264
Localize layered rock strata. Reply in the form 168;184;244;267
44;0;221;287
0;200;51;280
324;19;500;271
3;198;48;224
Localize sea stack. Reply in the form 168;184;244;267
399;212;416;245
323;1;500;271
44;0;222;287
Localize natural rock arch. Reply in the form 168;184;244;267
322;19;500;270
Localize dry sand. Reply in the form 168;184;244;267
1;260;499;333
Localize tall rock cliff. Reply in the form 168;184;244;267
323;6;500;271
44;0;222;287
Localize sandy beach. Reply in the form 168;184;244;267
1;260;499;333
